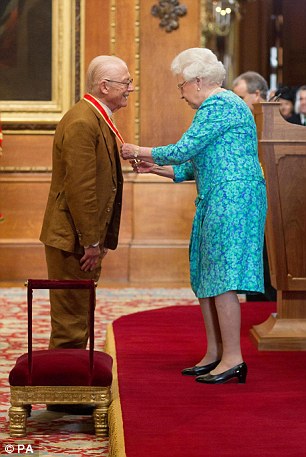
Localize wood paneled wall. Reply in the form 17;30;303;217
0;135;52;281
0;0;199;284
282;0;306;86
238;0;306;87
4;1;304;284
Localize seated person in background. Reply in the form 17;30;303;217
287;85;306;125
232;71;268;111
278;88;295;120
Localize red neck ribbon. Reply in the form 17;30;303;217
83;93;124;144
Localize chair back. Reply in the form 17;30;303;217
26;279;96;385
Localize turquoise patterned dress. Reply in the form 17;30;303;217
152;90;267;298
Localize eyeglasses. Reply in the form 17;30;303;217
105;78;133;88
177;78;197;90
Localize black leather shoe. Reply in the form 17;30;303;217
195;362;248;384
181;360;221;376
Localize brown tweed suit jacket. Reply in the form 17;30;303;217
40;98;123;254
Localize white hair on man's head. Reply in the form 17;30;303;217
294;85;306;114
86;55;127;95
171;48;226;85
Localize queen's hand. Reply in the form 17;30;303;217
129;160;155;174
120;143;138;160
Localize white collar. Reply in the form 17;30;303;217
93;98;113;118
101;102;112;117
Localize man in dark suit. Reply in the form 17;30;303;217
287;85;306;126
232;71;268;109
233;71;276;302
40;55;134;349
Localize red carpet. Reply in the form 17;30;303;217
108;303;306;457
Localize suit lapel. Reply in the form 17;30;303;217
84;99;121;181
99;118;117;168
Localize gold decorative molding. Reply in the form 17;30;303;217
110;0;140;144
10;385;111;404
9;385;111;438
0;0;82;131
134;0;141;144
110;0;116;55
200;0;208;47
0;167;52;173
151;0;187;32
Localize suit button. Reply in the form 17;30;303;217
106;207;111;212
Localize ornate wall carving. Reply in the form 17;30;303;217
151;0;187;32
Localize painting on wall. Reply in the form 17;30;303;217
0;0;82;130
0;0;52;102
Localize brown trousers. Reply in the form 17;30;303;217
45;245;101;349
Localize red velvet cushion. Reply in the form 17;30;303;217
9;349;113;387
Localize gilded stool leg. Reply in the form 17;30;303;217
93;406;109;437
9;406;27;437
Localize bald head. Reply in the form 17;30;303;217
85;55;134;113
86;55;128;96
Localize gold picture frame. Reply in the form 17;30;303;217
0;0;83;131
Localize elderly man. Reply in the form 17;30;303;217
40;55;134;350
232;71;268;111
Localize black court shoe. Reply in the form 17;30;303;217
181;360;221;376
195;362;248;384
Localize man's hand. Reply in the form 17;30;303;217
80;245;101;272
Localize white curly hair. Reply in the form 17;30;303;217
171;48;226;85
